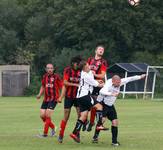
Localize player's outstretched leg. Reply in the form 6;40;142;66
92;129;100;143
96;110;109;131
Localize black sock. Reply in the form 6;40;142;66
93;129;100;139
96;110;103;126
111;126;118;143
72;119;84;134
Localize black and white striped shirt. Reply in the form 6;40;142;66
76;71;99;98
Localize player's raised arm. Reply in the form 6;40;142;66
121;74;146;85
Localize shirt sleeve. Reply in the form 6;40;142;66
100;63;107;72
121;75;141;85
84;73;99;87
100;60;108;72
99;80;112;96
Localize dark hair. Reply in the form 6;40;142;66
95;45;105;51
70;55;82;65
78;60;87;70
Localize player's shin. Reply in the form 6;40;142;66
59;120;67;137
72;119;84;134
111;126;118;143
43;118;50;135
90;108;96;125
96;110;103;126
96;110;109;131
93;129;100;139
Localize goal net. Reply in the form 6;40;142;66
143;66;163;100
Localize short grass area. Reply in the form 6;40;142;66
0;97;163;150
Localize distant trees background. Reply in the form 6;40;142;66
0;0;162;94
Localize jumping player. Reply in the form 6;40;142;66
36;64;62;137
58;56;82;143
92;74;146;146
84;45;108;132
70;60;108;143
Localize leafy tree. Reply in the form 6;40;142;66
0;0;163;95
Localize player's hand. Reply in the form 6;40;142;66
57;97;62;103
98;80;104;84
141;74;146;79
36;94;41;100
98;82;104;88
112;92;119;97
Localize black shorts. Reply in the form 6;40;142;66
41;100;57;110
64;97;79;109
77;95;98;112
102;104;117;121
92;87;101;96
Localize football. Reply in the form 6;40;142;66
128;0;140;6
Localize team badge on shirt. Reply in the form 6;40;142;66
96;61;101;66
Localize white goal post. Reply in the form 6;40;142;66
143;66;163;99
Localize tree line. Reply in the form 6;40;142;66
0;0;162;94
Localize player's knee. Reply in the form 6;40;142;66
94;103;103;110
40;113;45;119
112;119;118;126
45;112;51;118
80;113;88;122
81;115;87;122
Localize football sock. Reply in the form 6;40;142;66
90;108;96;125
59;120;67;137
93;129;100;139
44;118;50;135
72;119;84;134
96;110;103;126
48;118;55;129
111;126;118;143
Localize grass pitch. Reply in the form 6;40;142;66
0;97;163;150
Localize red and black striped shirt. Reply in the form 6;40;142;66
42;73;62;102
87;57;108;79
63;66;81;99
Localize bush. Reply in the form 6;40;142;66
24;73;41;96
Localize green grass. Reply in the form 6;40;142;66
0;97;163;150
